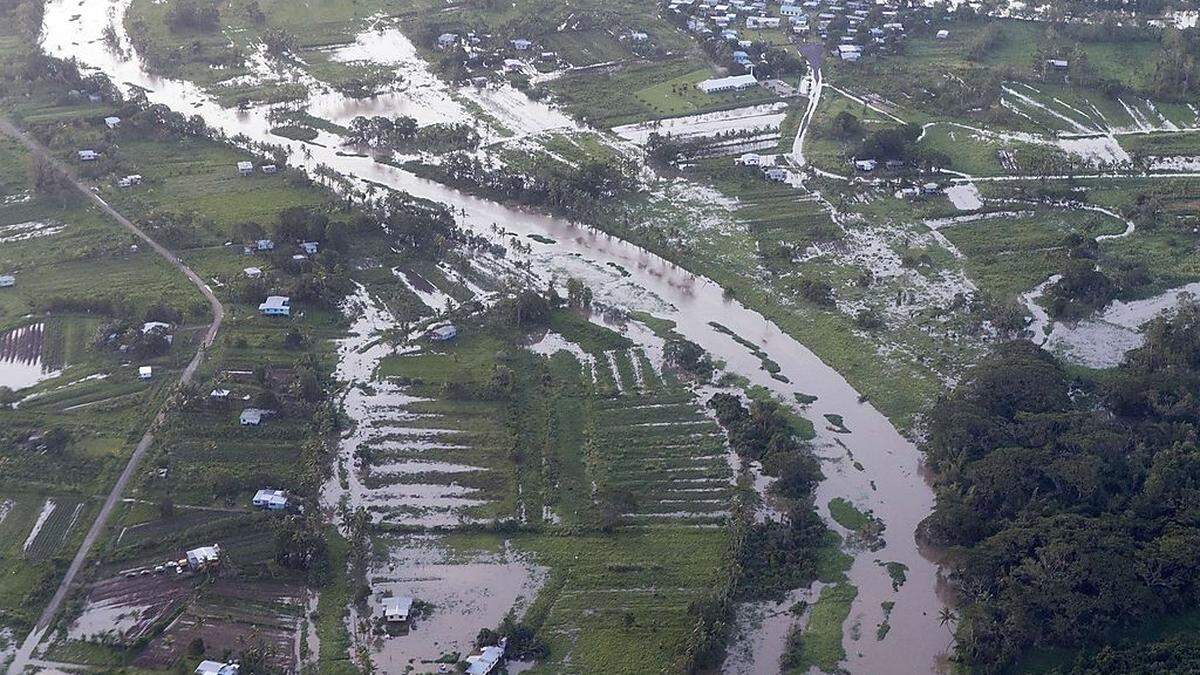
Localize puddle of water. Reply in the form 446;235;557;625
21;498;56;552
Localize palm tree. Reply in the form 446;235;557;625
939;607;956;629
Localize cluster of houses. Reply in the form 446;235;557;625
236;160;278;176
736;152;790;181
435;31;559;78
670;0;925;65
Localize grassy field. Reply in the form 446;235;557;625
632;68;780;120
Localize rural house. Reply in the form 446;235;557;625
243;266;262;278
117;174;142;188
78;149;99;161
185;544;221;571
261;164;278;174
511;38;533;50
256;239;275;251
240;408;264;426
436;32;458;49
252;488;289;510
138;366;153;380
382;595;414;623
465;638;508;675
104;116;121;129
210;388;231;400
0;274;14;288
194;661;239;675
259;295;291;317
236;161;253;176
300;241;319;254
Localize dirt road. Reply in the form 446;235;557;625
0;117;225;674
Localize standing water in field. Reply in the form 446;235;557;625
41;1;950;670
0;323;62;391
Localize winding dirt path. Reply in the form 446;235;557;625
0;117;225;673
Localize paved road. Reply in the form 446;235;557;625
0;118;225;674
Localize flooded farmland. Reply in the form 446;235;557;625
41;0;955;670
0;323;61;391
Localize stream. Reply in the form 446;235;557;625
41;2;949;671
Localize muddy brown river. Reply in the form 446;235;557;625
41;2;950;671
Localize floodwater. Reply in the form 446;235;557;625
0;323;61;390
47;2;950;671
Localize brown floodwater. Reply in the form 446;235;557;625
43;3;952;670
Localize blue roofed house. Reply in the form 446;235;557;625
259;296;290;317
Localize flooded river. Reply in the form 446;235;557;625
42;1;948;671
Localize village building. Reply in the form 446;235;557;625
696;73;757;93
763;167;789;182
244;266;263;278
259;295;290;316
300;241;319;255
240;408;264;426
936;29;950;39
511;38;533;50
253;488;289;510
210;388;231;400
260;164;278;175
838;44;862;61
78;150;99;161
629;31;649;41
186;544;221;572
0;274;14;288
104;116;121;129
382;595;414;623
780;3;804;16
138;366;153;380
256;239;275;251
465;638;508;675
117;174;142;188
1047;59;1069;70
236;161;254;176
437;33;458;49
503;58;524;72
194;661;239;675
854;158;878;171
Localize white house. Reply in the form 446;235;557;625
237;161;254;176
936;29;949;39
382;596;414;623
780;3;804;16
78;150;99;161
511;38;533;50
104;116;121;129
736;152;764;166
259;296;291;317
186;544;221;571
256;239;275;251
502;58;524;72
0;275;14;288
763;167;789;182
138;366;153;380
244;267;263;278
300;241;319;255
466;638;508;675
1047;59;1069;70
240;408;263;426
253;489;289;510
437;33;458;49
117;174;142;188
428;324;458;342
696;74;758;94
261;164;278;174
838;44;862;61
629;31;649;42
210;388;231;400
854;158;878;171
194;661;239;675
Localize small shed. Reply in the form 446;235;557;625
261;164;278;174
78;150;99;161
210;388;231;400
936;29;949;39
138;366;153;380
240;408;263;426
382;596;414;623
1047;59;1069;70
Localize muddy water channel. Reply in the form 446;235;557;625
44;2;949;671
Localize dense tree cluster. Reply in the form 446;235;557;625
924;306;1200;670
165;0;219;32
